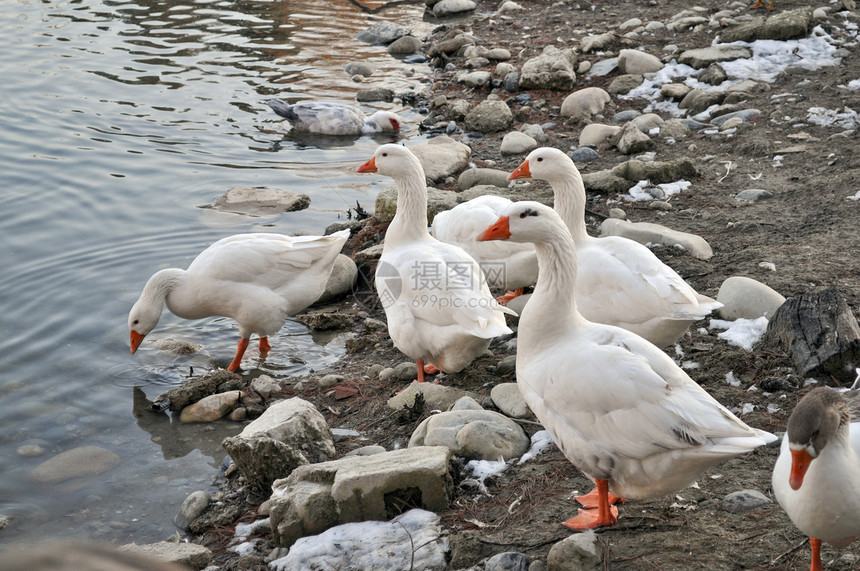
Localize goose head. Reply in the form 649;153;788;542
509;147;574;183
356;143;421;176
785;387;848;490
128;298;162;354
477;201;567;245
366;111;403;132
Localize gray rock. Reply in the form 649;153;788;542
344;445;386;458
355;87;393;102
179;391;240;423
560;87;611;120
678;45;752;69
500;131;538;155
504;71;520;92
700;62;728;86
660;82;692;99
387;381;471;412
495;62;517;78
717;276;786;320
270;509;449;569
486;48;512;61
486;551;530;571
579;33;616;53
375;184;457;226
711;109;761;127
295;310;353;331
611;110;642;123
491;383;530;418
722;489;772;512
213;187;310;216
269;448;452;546
393;361;419;382
222;397;336;489
495;354;517;376
611;122;653;155
520;123;547;142
250;374;281;398
354;21;410;45
588;57;618;77
600;219;714;260
29;446;121;485
409;399;530;460
458;70;492;88
617;48;663;74
519;46;577;91
428;34;475;57
581;171;630;194
569;147;600;162
579;124;621;147
175;491;211;531
547;530;603;570
666;16;709;32
465;100;513;133
735;188;773;202
315;254;357;304
679;89;726;114
659;119;691;139
344;62;374;77
318;374;345;388
120;542;212;570
760;7;813;41
387;35;423;55
410;135;472;182
632;113;664;134
433;0;476;17
608;74;644;96
458;168;511;190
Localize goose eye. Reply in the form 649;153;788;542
133;319;139;325
520;212;527;218
536;157;543;162
382;153;388;157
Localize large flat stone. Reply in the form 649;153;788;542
599;219;714;260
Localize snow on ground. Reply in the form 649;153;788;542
625;179;692;201
709;317;769;351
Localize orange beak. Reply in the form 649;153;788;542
357;157;377;173
477;216;511;242
130;330;145;354
789;448;813;490
508;159;532;180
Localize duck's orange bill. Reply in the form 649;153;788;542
477;216;511;242
508;159;531;180
357;157;377;173
130;330;145;354
789;448;813;490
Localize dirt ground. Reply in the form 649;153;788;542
198;1;860;569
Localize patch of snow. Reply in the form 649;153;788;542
807;106;860;130
229;540;257;556
625;179;691;201
709;316;769;351
235;517;270;540
726;371;741;387
518;430;554;465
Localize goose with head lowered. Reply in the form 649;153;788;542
509;147;722;348
128;230;349;372
358;144;515;383
268;99;402;136
773;386;860;571
477;201;776;529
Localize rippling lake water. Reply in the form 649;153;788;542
0;0;431;545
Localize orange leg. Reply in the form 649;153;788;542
496;288;523;306
809;537;822;571
563;479;619;530
227;338;250;372
750;0;773;8
416;359;439;383
576;485;623;509
258;336;272;356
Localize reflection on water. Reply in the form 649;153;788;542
0;0;430;546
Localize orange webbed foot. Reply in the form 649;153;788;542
576;487;623;509
258;336;272;356
562;505;619;530
495;288;523;306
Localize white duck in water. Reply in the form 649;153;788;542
267;99;402;136
431;194;538;302
128;230;349;371
477;201;776;529
358;144;515;383
509;147;722;347
773;386;860;571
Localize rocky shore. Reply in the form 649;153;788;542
30;1;860;569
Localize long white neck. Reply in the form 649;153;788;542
141;268;184;308
519;225;585;336
386;164;430;245
545;166;589;243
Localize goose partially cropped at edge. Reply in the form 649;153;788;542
477;201;776;529
773;386;860;571
431;194;539;303
128;230;349;372
509;147;722;348
358;144;515;383
267;99;402;136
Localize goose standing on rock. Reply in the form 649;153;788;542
267;99;403;136
773;386;860;571
431;194;538;304
358;144;515;383
477;201;776;529
128;230;350;372
509;147;722;347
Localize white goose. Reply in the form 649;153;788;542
128;230;349;371
431;194;538;302
268;99;402;136
773;386;860;571
509;147;722;347
477;201;776;529
358;144;515;383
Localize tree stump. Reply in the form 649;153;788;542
763;288;860;385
